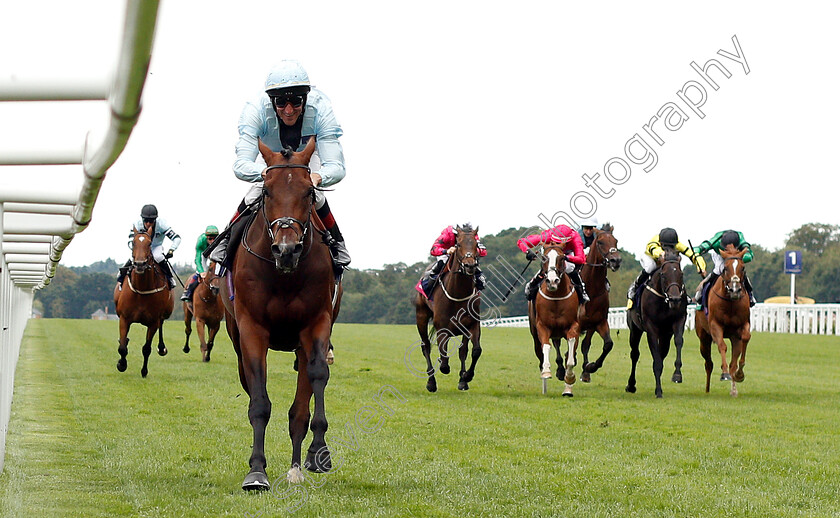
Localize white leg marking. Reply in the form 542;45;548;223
541;343;552;378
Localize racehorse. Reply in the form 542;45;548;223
578;223;622;383
183;261;224;362
414;224;483;392
625;248;688;398
695;246;752;397
113;227;174;377
528;243;581;396
220;137;343;490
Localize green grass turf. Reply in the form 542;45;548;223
1;319;839;517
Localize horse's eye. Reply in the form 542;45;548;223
262;187;270;198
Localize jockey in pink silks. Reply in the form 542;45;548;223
418;224;487;298
516;224;589;303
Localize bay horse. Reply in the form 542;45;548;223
220;137;343;491
578;223;622;383
183;261;224;362
414;224;483;392
625;248;688;398
528;243;581;396
113;227;174;377
695;246;752;397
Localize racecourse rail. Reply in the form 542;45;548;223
0;0;161;472
484;304;840;335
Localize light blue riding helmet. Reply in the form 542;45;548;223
265;59;311;93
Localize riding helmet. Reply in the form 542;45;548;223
205;225;219;236
579;216;599;228
140;204;158;219
265;60;312;96
721;230;740;248
659;227;679;246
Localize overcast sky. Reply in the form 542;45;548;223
2;1;839;272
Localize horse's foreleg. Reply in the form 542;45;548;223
205;323;219;362
671;323;685;384
735;324;751;384
698;328;714;393
459;326;482;391
183;302;192;353
303;321;332;474
238;323;271;490
117;318;130;372
562;328;579;397
436;329;451;375
709;322;730;381
580;329;594;382
416;308;437;392
647;333;664;398
585;321;615;376
141;324;155;378
156;319;168;356
196;318;208;362
625;325;642;393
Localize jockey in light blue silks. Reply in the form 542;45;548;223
207;59;350;275
117;204;181;289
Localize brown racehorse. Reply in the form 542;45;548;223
528;243;581;396
578;223;622;383
220;137;343;491
414;224;483;392
625;248;688;398
695;246;752;397
183;261;224;362
113;227;174;377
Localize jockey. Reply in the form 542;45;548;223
420;224;487;292
693;229;756;307
117;204;181;289
626;227;705;309
577;216;599;255
517;224;589;303
180;225;220;301
207;59;350;275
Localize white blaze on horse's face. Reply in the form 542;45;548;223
546;249;561;291
138;236;145;242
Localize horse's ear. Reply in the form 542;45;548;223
300;135;317;164
258;139;274;163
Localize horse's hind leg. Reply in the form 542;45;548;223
183;302;192;353
671;325;685;384
734;325;751;384
117;318;130;372
197;318;208;362
580;330;594;382
205;323;219;362
698;328;714;393
157;318;168;356
584;321;614;376
415;303;437;392
561;331;579;397
141;324;155;378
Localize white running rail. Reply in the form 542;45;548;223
0;0;161;472
484;303;839;336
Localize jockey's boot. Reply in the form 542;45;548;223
422;258;446;284
524;272;545;301
117;260;131;285
626;270;650;309
181;275;198;301
694;272;713;302
160;260;176;289
744;273;757;307
570;270;590;303
316;200;350;275
474;267;486;291
205;199;253;269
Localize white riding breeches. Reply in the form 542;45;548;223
244;182;326;209
640;253;657;273
710;250;725;275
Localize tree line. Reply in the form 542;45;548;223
34;223;840;323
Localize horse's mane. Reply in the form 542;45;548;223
456;223;474;234
599;222;612;232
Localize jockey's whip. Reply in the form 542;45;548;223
164;257;186;288
687;239;702;274
501;259;533;300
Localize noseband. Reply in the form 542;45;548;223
645;259;684;304
588;232;619;268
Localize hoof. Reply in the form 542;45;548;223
182;345;190;354
672;373;683;383
720;373;732;381
141;367;148;378
326;348;334;365
581;371;591;383
564;374;576;385
458;381;469;391
439;363;450;375
426;378;437;393
461;371;474;383
242;471;271;491
734;370;745;383
158;346;168;356
540;368;552;379
656;393;663;399
286;466;304;484
116;359;127;372
305;447;332;473
562;383;574;397
583;362;598;374
625;385;636;393
562;392;574;397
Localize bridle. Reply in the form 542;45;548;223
127;228;167;294
645;259;685;305
243;163;317;265
587;230;619;269
714;256;744;300
438;237;479;302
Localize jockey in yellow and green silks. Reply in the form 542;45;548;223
693;229;756;307
626;227;705;309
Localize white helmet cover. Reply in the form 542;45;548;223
579;216;599;227
265;60;311;92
